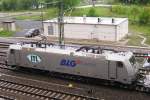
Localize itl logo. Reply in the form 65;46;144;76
27;54;41;63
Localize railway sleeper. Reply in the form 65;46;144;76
0;80;100;100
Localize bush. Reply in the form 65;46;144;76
118;0;150;5
130;5;141;22
0;30;14;37
138;8;150;25
111;5;129;15
87;7;98;17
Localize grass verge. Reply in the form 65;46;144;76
0;30;14;37
15;8;58;20
128;23;150;45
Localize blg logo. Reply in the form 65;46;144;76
27;54;41;63
60;59;81;67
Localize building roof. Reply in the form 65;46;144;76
44;17;128;25
2;20;15;23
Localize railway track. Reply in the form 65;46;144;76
0;51;7;56
0;95;14;100
33;37;150;55
0;42;12;48
69;43;150;55
1;38;150;55
0;64;99;100
0;50;7;65
0;73;99;100
23;40;150;55
0;79;96;100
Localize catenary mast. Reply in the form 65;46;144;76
58;0;64;45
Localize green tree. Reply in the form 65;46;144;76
117;0;150;4
44;0;81;9
17;0;33;10
0;0;81;11
130;5;140;22
138;8;150;24
63;0;81;9
31;0;40;9
1;0;17;10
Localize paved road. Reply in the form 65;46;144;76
0;12;43;37
14;20;42;37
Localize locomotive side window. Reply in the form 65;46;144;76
117;61;123;68
147;58;150;63
10;49;15;54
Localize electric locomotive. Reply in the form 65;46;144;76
6;42;150;92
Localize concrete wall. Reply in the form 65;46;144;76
94;25;116;41
117;20;128;41
43;19;128;41
2;21;16;31
11;23;16;31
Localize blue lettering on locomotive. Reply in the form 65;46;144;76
60;59;77;67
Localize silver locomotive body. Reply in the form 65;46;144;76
7;43;139;84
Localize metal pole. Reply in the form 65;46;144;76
39;1;64;46
40;3;44;33
58;0;64;46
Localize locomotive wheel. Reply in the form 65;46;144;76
145;88;150;92
135;86;141;91
104;82;109;86
119;84;124;88
110;81;115;86
142;87;148;92
140;87;145;92
135;86;147;92
9;65;18;70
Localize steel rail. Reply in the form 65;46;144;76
0;78;99;100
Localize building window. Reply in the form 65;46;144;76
48;25;53;35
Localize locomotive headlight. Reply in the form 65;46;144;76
68;83;73;88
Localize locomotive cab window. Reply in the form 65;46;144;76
117;61;123;68
147;58;150;63
129;56;136;66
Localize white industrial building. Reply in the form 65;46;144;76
43;17;128;41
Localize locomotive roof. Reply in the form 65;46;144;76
105;52;133;61
9;43;133;61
